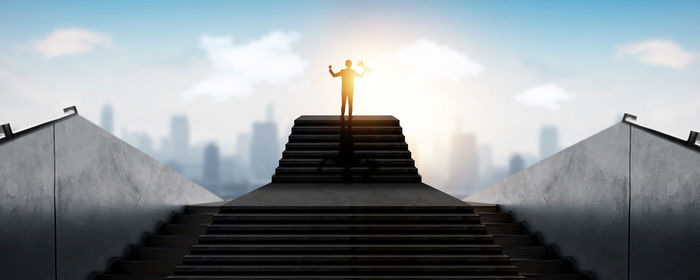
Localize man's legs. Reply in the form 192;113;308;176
340;92;347;119
348;93;353;119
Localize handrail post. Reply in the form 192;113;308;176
0;123;12;138
689;131;699;146
622;113;637;123
63;106;78;115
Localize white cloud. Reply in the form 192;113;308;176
33;28;112;58
388;38;482;80
185;31;307;100
514;83;575;111
617;39;697;69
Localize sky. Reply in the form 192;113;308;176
1;0;699;185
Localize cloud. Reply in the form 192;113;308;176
185;31;307;100
387;38;482;80
514;83;575;110
33;28;112;58
617;39;697;69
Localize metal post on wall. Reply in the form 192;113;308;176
688;131;699;146
0;123;12;138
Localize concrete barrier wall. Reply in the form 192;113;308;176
0;115;221;279
629;126;700;279
467;123;631;279
0;125;55;279
468;122;700;279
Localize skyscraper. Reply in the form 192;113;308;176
509;153;525;175
203;142;220;184
539;126;559;159
250;104;279;181
236;133;252;165
169;114;190;162
447;133;478;196
100;103;114;134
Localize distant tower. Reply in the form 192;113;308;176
100;103;114;134
477;144;492;177
169;114;190;162
448;133;478;195
539;126;559;159
509;154;525;175
250;104;279;180
236;133;252;165
203;142;220;184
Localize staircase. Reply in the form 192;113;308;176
272;115;421;183
93;115;590;279
171;205;521;279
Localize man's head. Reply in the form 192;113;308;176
345;59;352;68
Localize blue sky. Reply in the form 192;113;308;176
1;0;698;186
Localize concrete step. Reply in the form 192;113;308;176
160;224;207;235
171;214;215;224
114;260;179;275
274;167;418;175
289;134;406;143
477;213;512;223
521;273;589;280
197;234;495;245
186;206;221;214
278;158;415;167
500;247;549;259
189;244;502;254
168;275;524;280
271;174;422;183
469;204;499;214
492;235;538;246
294;116;400;127
212;213;481;224
94;274;165;280
291;126;402;135
205;224;488;234
130;247;190;261
484;223;523;234
182;254;511;265
510;259;567;273
281;150;411;159
174;264;520;275
285;143;408;151
217;206;477;214
147;235;200;248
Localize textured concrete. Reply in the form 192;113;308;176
229;183;467;206
629;126;700;279
467;123;631;279
0;125;55;279
54;116;221;280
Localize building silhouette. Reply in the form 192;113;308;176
100;103;114;134
509;153;525;175
539;125;559;159
250;104;279;181
203;142;220;184
169;114;190;163
448;132;478;196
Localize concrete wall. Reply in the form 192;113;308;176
0;115;221;279
629;126;700;279
467;123;631;279
0;125;55;280
467;122;700;279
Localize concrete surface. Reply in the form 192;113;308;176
229;183;467;206
0;115;221;280
467;123;631;279
0;125;55;279
54;116;221;279
629;126;700;279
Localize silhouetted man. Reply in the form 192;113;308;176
329;60;370;120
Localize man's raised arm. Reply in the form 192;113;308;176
329;65;340;77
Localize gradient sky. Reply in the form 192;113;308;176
1;0;699;185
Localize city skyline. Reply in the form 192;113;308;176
2;1;698;172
